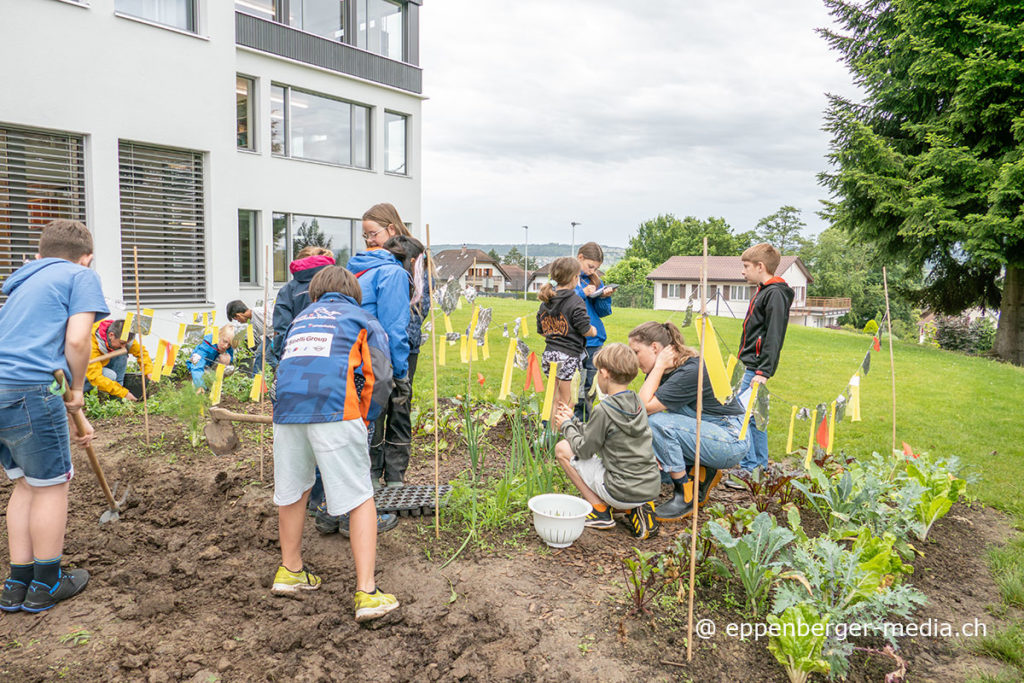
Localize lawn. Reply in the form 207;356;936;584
413;296;1024;513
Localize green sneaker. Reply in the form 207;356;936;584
271;565;322;595
354;588;399;622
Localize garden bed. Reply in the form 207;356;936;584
0;404;1018;682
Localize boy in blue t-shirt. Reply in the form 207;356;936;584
0;219;109;613
270;265;400;623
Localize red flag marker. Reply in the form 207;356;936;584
872;336;881;352
816;414;830;450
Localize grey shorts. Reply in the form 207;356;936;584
273;420;374;516
542;349;584;381
571;456;640;510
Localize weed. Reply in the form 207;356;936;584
58;628;91;646
620;548;664;616
577;634;595;656
968;623;1024;669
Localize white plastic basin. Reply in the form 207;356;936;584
528;494;592;548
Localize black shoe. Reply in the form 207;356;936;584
692;465;722;503
0;579;28;612
314;501;340;534
585;506;615;529
338;512;398;538
655;479;695;522
21;568;89;613
625;502;659;539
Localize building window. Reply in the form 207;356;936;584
271;84;370;169
119;141;206;304
235;0;275;20
730;285;750;300
385;111;407;175
237;76;255;150
357;0;404;60
291;0;348;41
273;212;355;282
116;0;196;32
0;125;86;302
238;209;259;284
666;283;682;298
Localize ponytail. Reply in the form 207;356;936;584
627;320;697;367
538;282;555;303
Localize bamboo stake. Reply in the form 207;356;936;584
686;237;709;662
426;225;442;539
132;246;150;446
260;244;270;481
882;266;896;454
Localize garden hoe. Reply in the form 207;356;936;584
206;406;271;456
52;370;129;524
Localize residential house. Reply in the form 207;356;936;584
0;0;424;345
434;247;508;293
501;264;531;292
647;255;851;327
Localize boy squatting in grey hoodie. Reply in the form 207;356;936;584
559;391;661;504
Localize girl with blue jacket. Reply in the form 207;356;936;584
574;242;614;420
346;203;414;487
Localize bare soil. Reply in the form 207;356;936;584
0;408;1018;682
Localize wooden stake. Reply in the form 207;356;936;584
260;244;271;481
426;225;442;539
882;266;896;454
132;246;150;446
686;237;709;662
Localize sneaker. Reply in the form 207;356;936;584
271;565;322;594
337;512;399;538
625;502;660;540
354;588;400;622
314;501;340;534
584;506;615;530
385;481;404;488
0;579;28;612
20;568;89;613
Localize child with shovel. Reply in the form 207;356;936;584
0;219;107;612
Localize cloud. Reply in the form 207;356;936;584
421;0;860;247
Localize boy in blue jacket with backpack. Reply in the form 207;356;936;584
270;266;400;622
186;325;236;389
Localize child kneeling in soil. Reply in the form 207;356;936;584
552;343;661;540
270;265;400;622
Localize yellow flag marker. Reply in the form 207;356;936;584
163;344;177;376
202;312;209;330
459;334;468;363
849;375;861;422
121;312;134;341
695;317;731;403
498;337;516;400
438;335;447;366
210;325;219;345
786;405;798;454
140;308;154;335
456;298;463;310
150;340;166;382
521;317;529;338
443;314;453;335
176;323;186;346
193;312;202;323
804;408;818;469
210;363;226;405
725;355;738;386
827;401;837;455
246;323;255;349
541;361;559;420
482;331;490;360
250;374;264;401
738;382;759;440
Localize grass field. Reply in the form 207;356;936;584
412;296;1024;514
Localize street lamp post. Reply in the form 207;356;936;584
570;221;581;256
522;225;529;301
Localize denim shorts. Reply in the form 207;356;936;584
0;385;73;487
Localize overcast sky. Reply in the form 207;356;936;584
419;1;861;249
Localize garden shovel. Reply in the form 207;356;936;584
52;370;129;523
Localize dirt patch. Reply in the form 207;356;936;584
0;411;1018;682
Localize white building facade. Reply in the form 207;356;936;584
0;0;423;341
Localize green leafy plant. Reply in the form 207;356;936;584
766;603;830;683
154;384;209;447
706;512;795;617
850;526;914;592
620;548;664;615
904;455;966;541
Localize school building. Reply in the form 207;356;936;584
0;0;424;339
647;255;852;327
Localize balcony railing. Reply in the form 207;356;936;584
794;297;853;310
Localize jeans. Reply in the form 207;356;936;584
648;406;748;482
249;339;277;376
573;346;599;421
737;369;769;471
83;352;128;395
370;353;418;483
0;385;73;487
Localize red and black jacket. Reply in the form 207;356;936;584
737;277;794;379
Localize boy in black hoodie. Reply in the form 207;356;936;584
553;344;661;540
731;243;794;476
